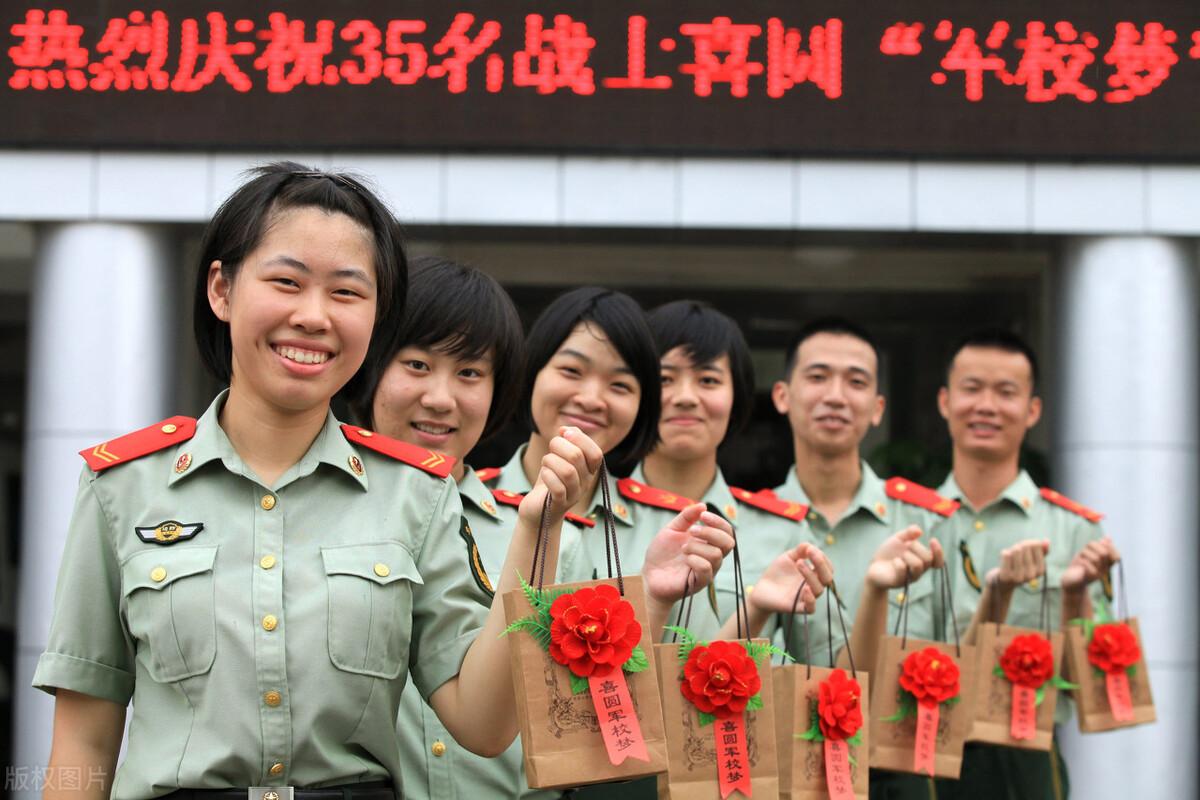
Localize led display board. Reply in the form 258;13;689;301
3;1;1200;159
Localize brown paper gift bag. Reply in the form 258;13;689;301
504;574;669;788
1064;616;1155;732
655;640;779;800
967;625;1064;750
869;566;975;779
776;582;869;800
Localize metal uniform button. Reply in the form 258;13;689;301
261;494;277;511
1028;578;1040;589
374;563;390;578
269;763;285;776
260;555;277;570
824;534;835;546
264;690;282;707
974;520;985;531
150;566;167;583
262;614;278;632
896;592;906;604
161;423;178;434
431;741;447;757
746;584;754;594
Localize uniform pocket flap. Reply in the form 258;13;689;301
321;541;423;586
122;546;219;594
889;571;936;608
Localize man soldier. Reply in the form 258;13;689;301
933;329;1118;800
767;318;954;799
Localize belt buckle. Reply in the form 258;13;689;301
248;788;294;800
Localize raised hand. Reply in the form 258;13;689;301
986;539;1049;589
518;427;603;525
1061;536;1120;592
642;503;735;605
864;525;944;590
741;543;834;616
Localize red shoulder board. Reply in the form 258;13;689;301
80;416;196;472
729;486;808;522
617;478;692;513
489;488;596;528
885;477;960;518
1040;488;1104;523
340;425;455;479
475;467;501;483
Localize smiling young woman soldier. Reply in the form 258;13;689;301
34;165;601;800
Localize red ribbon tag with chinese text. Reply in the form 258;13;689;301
1105;672;1135;722
714;713;753;798
1010;685;1038;740
913;702;938;776
588;671;649;765
824;739;854;800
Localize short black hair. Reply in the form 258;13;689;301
783;316;881;382
648;300;755;436
520;287;660;472
946;328;1040;390
351;255;525;440
192;161;406;401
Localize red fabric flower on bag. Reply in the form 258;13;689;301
817;668;864;741
898;647;961;707
548;584;641;678
1000;634;1055;689
1087;622;1141;675
680;640;762;718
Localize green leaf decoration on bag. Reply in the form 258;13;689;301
569;673;590;695
624;645;649;674
882;692;918;723
502;616;552;648
746;693;764;712
697;710;717;727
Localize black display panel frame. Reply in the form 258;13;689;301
3;0;1200;160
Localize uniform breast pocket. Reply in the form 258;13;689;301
888;575;938;635
322;542;423;679
1014;564;1064;626
122;546;219;683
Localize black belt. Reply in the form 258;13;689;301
160;781;396;800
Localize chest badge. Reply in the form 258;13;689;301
136;520;203;544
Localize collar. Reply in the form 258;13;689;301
459;465;501;519
630;461;739;525
168;390;368;491
777;460;888;523
493;445;534;494
498;444;632;525
937;470;1036;517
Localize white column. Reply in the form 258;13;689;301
12;224;174;794
1053;237;1198;798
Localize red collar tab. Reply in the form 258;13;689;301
475;467;502;483
730;486;808;522
617;477;693;512
80;416;196;472
489;488;596;528
340;425;455;479
885;477;960;518
1040;487;1104;522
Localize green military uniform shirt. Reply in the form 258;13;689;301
33;392;485;799
937;469;1107;727
772;462;956;667
396;465;561;800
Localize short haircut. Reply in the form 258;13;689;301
519;287;660;472
351;255;525;440
946;328;1040;390
648;300;755;436
192;161;406;401
783;316;881;383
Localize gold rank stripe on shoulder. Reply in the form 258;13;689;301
474;467;502;483
884;476;960;518
489;488;596;529
616;477;693;512
729;486;808;522
80;416;197;472
339;424;455;479
1039;487;1104;522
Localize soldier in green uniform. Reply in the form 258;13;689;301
932;330;1119;800
33;166;605;800
620;300;829;640
766;318;956;800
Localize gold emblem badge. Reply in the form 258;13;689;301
264;792;280;800
135;520;203;545
348;455;364;476
174;453;192;474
